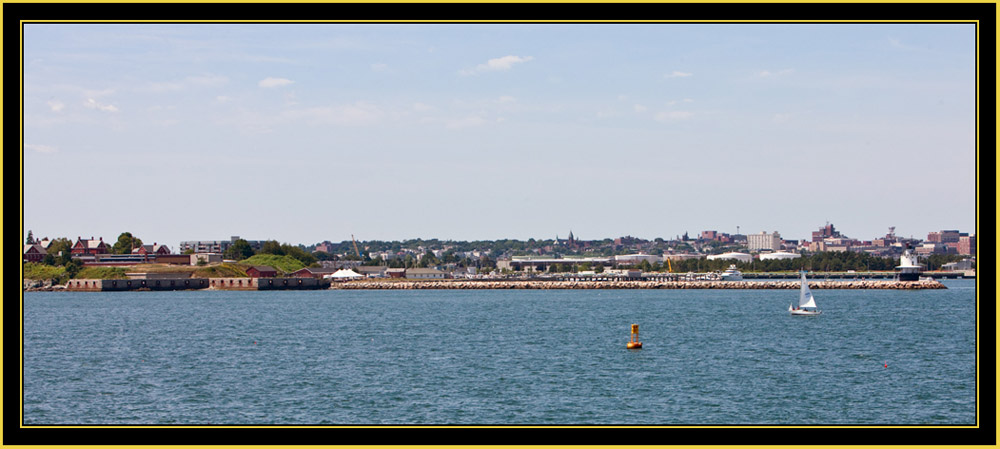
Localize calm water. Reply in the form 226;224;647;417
22;280;977;425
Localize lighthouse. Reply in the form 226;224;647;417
896;246;922;281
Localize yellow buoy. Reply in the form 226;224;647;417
627;323;642;349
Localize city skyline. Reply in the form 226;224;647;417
22;23;978;247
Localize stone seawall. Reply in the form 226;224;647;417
330;280;947;290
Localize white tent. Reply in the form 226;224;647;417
325;269;363;280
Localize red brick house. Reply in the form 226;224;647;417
246;266;278;278
71;236;109;256
23;244;48;262
132;243;171;255
290;267;337;279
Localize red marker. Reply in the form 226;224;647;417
884;361;888;368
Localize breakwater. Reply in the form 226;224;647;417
330;279;947;290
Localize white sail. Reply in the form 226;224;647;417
798;272;817;309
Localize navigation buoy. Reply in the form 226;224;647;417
884;361;888;368
627;324;642;349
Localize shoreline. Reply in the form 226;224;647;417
23;278;951;292
328;279;948;290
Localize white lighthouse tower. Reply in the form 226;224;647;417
896;246;922;281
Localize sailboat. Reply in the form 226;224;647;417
789;271;821;316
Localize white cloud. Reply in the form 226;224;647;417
258;77;295;88
461;55;533;75
633;104;648;113
498;96;516;104
412;102;433;112
216;95;232;103
666;71;693;78
84;98;118;112
47;100;65;112
26;144;57;154
371;63;388;72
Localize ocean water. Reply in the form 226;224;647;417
22;280;977;425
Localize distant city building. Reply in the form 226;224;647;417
941;259;974;271
927;230;961;243
314;241;335;254
759;251;802;261
406;268;447;279
958;234;976;256
614;253;662;265
180;236;264;254
811;223;843;242
706;252;752;263
747;231;782;252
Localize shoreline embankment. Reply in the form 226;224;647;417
329;279;948;290
24;278;950;292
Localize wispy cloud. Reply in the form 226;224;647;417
84;98;118;112
665;71;693;78
758;69;794;78
26;144;57;154
47;100;65;112
460;55;533;76
258;77;294;88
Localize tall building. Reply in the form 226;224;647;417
811;223;842;242
747;231;782;251
958;234;976;256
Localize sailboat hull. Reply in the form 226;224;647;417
790;309;821;316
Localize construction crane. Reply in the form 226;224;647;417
351;234;362;259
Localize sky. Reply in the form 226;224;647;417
22;23;979;249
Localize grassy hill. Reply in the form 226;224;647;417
238;254;307;274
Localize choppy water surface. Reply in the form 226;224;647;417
23;280;977;425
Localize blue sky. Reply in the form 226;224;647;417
22;23;978;248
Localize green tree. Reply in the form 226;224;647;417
258;240;284;256
224;239;255;260
64;259;83;279
46;238;73;266
26;230;34;245
112;232;143;254
280;244;317;266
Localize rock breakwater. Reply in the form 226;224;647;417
330;279;947;290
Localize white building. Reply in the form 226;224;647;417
759;251;801;261
706;252;752;263
747;231;782;251
614;254;663;265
